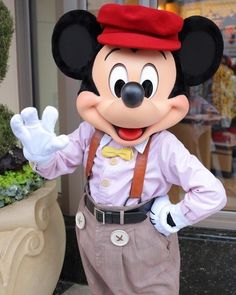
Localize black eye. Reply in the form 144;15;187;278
114;79;126;98
142;80;153;98
109;64;128;98
140;64;158;98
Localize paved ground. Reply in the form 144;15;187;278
62;284;90;295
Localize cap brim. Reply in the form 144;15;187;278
98;32;181;51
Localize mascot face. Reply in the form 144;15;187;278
77;46;189;146
52;4;223;146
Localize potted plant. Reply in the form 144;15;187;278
0;2;65;295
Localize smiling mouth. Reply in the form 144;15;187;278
115;126;146;141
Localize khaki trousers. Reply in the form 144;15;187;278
76;195;180;295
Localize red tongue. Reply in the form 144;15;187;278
117;128;143;141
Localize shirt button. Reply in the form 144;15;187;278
101;179;110;187
75;211;86;229
109;158;118;166
110;230;129;247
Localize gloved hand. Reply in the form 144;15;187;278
10;106;69;165
150;195;191;236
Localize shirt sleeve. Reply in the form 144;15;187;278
159;131;227;224
35;122;95;180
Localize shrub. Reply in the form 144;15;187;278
0;104;18;158
0;0;14;83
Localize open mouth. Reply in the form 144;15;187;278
115;126;146;141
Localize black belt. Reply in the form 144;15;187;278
84;194;154;225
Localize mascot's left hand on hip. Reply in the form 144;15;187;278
150;196;192;236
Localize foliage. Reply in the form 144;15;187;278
0;4;45;209
0;0;13;83
0;104;45;208
0;104;19;158
0;164;45;208
0;147;27;174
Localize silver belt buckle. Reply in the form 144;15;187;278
94;207;105;224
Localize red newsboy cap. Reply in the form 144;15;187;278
97;4;183;51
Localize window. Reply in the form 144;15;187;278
165;0;236;228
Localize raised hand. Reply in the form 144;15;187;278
10;106;69;164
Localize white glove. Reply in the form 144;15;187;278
10;106;69;165
150;195;191;236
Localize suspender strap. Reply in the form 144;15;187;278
129;137;152;199
85;129;104;178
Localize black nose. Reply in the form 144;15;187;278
121;82;144;108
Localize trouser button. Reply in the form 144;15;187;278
76;211;86;229
110;230;129;246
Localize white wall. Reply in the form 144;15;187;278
0;0;19;113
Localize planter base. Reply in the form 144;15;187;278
0;181;66;295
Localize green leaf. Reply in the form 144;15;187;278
0;164;45;207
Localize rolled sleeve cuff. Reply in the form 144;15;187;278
29;155;56;173
169;202;193;228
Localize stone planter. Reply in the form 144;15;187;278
0;181;66;295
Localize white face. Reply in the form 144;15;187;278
76;46;189;146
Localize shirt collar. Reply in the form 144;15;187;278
100;134;149;154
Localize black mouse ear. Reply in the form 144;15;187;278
52;10;102;80
178;16;223;86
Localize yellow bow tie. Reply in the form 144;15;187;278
101;146;134;161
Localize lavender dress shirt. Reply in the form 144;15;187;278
36;121;226;224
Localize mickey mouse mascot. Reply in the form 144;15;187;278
11;3;226;295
